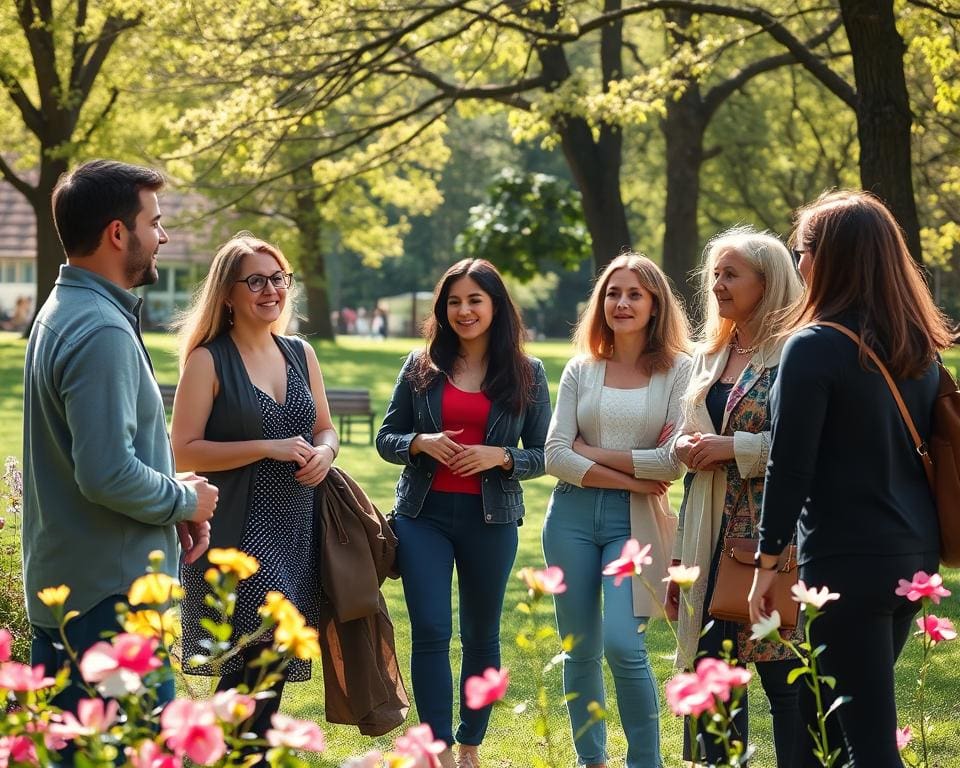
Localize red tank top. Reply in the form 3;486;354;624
431;379;492;495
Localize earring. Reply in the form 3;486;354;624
226;305;234;326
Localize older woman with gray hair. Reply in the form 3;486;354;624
667;226;805;766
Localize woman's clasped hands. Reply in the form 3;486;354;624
266;435;334;486
675;431;735;471
412;429;508;476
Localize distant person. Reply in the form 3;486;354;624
172;232;338;739
372;306;389;340
670;227;804;765
749;191;953;766
377;258;551;768
22;160;218;716
543;253;691;768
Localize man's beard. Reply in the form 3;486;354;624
125;231;158;289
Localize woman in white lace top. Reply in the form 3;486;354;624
543;253;692;768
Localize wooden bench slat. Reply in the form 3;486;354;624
156;383;375;444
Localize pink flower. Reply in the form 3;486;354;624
602;539;653;586
518;566;567;596
161;699;226;765
665;671;716;717
392;723;446;766
695;657;752;698
664;657;752;718
464;667;510;710
126;740;182;768
0;629;11;662
48;698;119;740
0;661;56;692
266;713;326;751
0;735;38;766
210;689;256;724
895;571;951;604
896;725;913;751
341;752;383;768
79;634;162;696
917;614;957;644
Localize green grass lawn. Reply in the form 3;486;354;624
1;331;958;766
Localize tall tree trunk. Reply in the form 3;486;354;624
661;80;707;310
537;0;631;275
839;0;922;264
23;156;69;337
558;120;632;274
292;171;334;339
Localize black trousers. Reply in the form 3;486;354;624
217;643;288;741
684;536;802;768
795;552;938;768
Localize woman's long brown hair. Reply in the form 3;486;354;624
793;190;954;378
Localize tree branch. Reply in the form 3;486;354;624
905;0;960;20
0;67;43;136
0;155;38;202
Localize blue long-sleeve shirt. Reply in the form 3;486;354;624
22;265;197;627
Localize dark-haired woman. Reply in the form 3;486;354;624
377;259;551;768
748;191;954;767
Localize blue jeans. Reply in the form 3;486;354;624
394;491;519;747
542;484;661;767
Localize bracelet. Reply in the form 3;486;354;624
316;443;337;459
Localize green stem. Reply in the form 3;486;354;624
918;602;930;768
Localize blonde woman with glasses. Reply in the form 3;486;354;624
171;232;338;742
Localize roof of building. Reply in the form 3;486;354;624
0;176;216;265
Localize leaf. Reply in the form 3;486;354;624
786;666;808;685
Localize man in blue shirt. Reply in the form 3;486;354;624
22;159;219;713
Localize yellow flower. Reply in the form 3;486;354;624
260;592;320;660
123;608;180;646
128;573;183;606
259;591;299;625
208;548;260;580
37;585;70;607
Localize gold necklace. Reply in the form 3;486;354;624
731;331;758;356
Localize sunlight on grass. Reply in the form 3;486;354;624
1;331;958;765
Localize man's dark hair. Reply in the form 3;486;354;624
51;160;165;257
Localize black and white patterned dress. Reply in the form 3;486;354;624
181;365;321;681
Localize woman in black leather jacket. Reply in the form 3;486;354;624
377;258;551;768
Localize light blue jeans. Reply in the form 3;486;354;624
542;484;661;767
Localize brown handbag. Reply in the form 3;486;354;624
707;484;800;630
818;322;960;568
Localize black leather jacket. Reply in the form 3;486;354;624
376;351;551;523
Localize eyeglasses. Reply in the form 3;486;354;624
236;271;293;292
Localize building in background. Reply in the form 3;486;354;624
0;179;214;329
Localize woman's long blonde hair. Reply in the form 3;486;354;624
174;232;296;369
686;226;804;406
572;252;690;372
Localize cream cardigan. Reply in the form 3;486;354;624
670;341;784;667
544;353;693;617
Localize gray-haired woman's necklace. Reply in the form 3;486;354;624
731;330;758;356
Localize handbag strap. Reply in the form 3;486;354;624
816;321;935;488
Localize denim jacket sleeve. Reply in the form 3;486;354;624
376;351;423;468
505;358;551;481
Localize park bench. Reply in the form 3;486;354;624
157;384;376;444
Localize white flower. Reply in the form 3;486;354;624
662;564;701;590
96;668;145;699
791;580;840;610
749;610;782;641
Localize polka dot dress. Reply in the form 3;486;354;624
181;365;320;681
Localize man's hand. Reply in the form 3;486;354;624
177;520;211;564
182;476;218;523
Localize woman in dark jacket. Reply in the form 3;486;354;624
377;258;551;768
748;191;954;767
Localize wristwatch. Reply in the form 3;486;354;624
502;447;511;466
753;550;779;571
